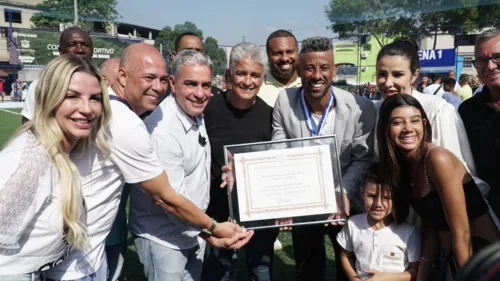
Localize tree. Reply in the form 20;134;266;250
155;22;227;75
325;0;436;47
30;0;119;29
325;0;500;49
205;36;227;75
434;4;500;49
155;21;203;55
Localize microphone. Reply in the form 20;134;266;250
199;133;207;147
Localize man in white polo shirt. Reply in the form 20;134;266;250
43;44;252;281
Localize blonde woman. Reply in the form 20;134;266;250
0;54;111;280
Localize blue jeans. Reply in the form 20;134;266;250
45;257;108;281
134;236;205;281
202;228;279;281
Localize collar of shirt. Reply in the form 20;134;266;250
264;70;302;87
168;95;204;132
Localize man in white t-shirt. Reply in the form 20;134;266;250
21;27;94;123
43;43;252;281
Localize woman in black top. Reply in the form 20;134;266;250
377;94;500;281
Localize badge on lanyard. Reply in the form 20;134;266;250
299;86;335;136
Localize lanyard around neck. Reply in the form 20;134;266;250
299;86;335;136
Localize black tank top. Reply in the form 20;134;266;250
410;147;489;231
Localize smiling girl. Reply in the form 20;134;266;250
377;94;500;281
374;39;481;191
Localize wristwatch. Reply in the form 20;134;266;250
201;219;218;236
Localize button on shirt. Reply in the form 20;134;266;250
337;214;421;279
129;95;211;250
258;71;301;107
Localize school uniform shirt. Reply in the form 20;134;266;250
129;94;211;250
44;87;164;280
0;131;67;275
337;214;421;280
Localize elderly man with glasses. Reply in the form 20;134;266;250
459;28;500;218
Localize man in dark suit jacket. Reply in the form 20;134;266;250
272;37;375;281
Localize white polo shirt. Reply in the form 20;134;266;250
44;88;164;280
0;132;67;275
337;214;420;279
129;94;211;250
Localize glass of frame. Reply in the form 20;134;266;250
223;135;346;230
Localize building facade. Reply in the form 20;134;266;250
0;0;160;84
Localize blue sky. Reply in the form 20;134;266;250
116;0;334;46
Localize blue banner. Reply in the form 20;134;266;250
418;48;456;67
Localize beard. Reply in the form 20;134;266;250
270;64;296;81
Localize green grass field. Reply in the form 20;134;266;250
120;232;337;281
0;108;338;281
0;108;22;148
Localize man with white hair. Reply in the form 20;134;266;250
129;49;217;281
202;42;279;281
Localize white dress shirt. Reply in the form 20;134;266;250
129;94;211;250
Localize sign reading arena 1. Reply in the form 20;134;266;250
418;48;456;67
12;29;135;67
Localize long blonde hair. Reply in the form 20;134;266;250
12;54;111;250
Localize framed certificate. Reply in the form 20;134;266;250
223;135;346;229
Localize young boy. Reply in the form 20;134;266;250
337;164;421;281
